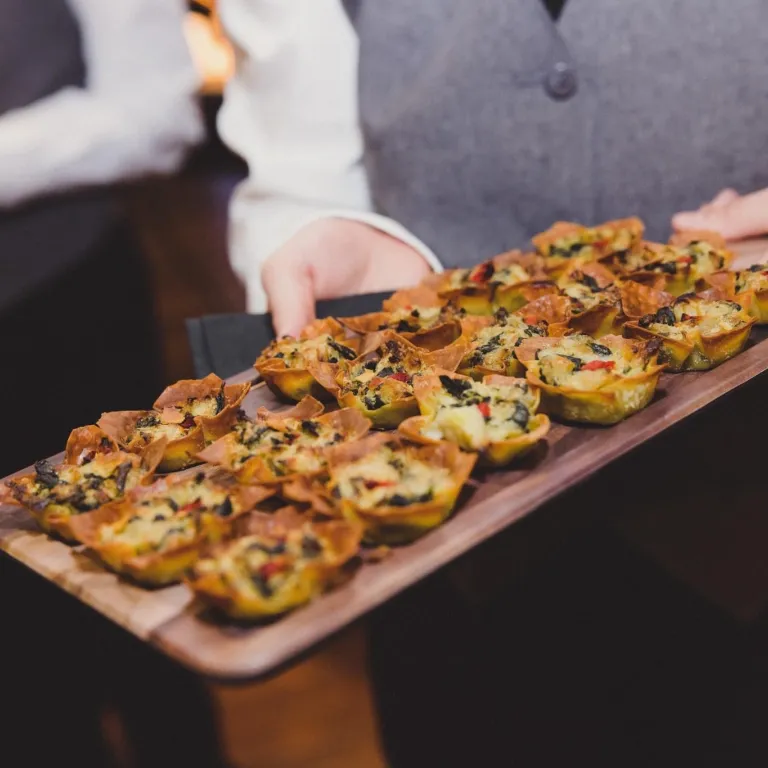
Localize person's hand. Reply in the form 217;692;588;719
261;218;433;337
672;187;768;240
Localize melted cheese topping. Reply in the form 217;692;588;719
534;334;649;390
643;297;750;341
421;377;538;449
559;281;618;314
260;334;356;369
735;267;768;295
126;391;227;447
641;242;728;281
542;224;637;260
97;474;231;553
329;445;453;511
464;314;544;371
194;525;328;601
383;306;449;333
447;261;531;289
231;417;345;476
342;340;423;410
10;454;144;514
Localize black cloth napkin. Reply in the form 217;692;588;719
185;291;391;379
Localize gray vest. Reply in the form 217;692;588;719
344;0;768;267
0;0;117;310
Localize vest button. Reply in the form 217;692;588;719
545;62;577;100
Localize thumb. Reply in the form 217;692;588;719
261;258;316;338
672;188;768;240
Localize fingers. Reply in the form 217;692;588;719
261;254;316;338
708;188;740;209
672;187;768;240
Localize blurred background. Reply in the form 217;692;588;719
136;0;244;382
0;2;385;766
109;3;385;766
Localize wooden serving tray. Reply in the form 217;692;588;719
2;327;768;680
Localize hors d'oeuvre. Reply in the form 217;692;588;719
515;333;665;425
533;217;644;277
98;374;250;472
704;263;768;325
198;397;371;483
399;371;550;466
1;427;164;542
324;433;477;544
314;331;468;429
187;508;362;619
623;294;755;371
254;318;360;402
68;470;275;585
458;309;550;379
436;251;556;315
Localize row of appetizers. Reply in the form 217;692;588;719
2;218;763;620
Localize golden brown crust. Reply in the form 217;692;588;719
515;335;665;425
64;426;119;465
186;509;363;619
398;371;550;467
324;434;477;544
4;440;165;543
617;280;675;321
321;331;469;429
197;397;371;484
68;473;274;585
622;296;756;372
254;321;361;403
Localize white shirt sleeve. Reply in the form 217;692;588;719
217;0;441;314
0;0;204;210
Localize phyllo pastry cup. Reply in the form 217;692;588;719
187;507;363;620
555;262;624;337
254;318;360;402
458;309;549;379
532;217;644;277
198;396;371;484
338;305;463;351
324;433;477;544
626;232;733;297
398;371;550;467
515;334;665;425
623;294;755;372
315;331;468;429
98;373;250;472
1;430;166;543
436;251;555;315
617;279;675;322
68;471;275;586
705;265;768;325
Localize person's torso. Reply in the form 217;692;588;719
344;0;768;266
0;0;118;310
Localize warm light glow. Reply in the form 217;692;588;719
184;11;234;95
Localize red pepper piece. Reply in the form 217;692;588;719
179;500;204;513
582;360;615;371
364;479;396;490
677;255;693;265
523;315;539;326
180;414;196;429
469;262;494;283
477;402;491;419
389;372;410;383
260;560;288;579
